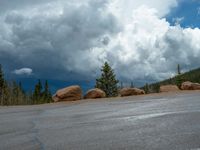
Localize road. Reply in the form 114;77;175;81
0;91;200;150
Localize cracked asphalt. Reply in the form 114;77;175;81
0;91;200;150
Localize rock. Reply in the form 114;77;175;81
52;85;82;102
52;94;60;102
84;88;106;99
160;85;180;92
181;81;200;90
120;88;145;97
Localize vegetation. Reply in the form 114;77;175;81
2;61;200;105
0;64;4;91
96;62;119;97
177;64;181;75
147;67;200;93
0;64;52;106
144;83;149;94
32;79;52;104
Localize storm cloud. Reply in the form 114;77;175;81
0;0;121;80
0;0;200;85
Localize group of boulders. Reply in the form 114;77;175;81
52;86;107;102
160;81;200;92
52;81;200;102
52;86;145;102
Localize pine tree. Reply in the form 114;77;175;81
176;64;183;89
156;83;160;93
18;82;25;94
1;81;9;105
0;64;6;105
12;81;19;104
38;80;42;95
33;79;43;104
0;64;5;93
176;75;183;89
43;80;52;103
96;62;119;97
177;64;181;75
144;83;149;94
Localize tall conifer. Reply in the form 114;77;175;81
96;62;119;97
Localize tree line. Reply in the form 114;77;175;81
0;64;52;106
145;64;200;93
2;62;198;105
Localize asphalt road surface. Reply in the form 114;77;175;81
1;91;200;150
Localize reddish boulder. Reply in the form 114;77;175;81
84;88;106;99
120;88;145;97
52;85;82;102
160;85;180;92
181;81;200;90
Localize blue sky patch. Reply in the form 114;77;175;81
166;0;200;28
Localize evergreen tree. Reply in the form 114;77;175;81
0;64;6;105
18;81;25;94
156;83;160;93
95;62;119;97
14;81;26;105
175;75;183;89
12;81;19;104
37;80;42;94
176;64;183;89
0;64;5;93
1;81;9;105
144;83;149;94
43;80;52;103
151;83;160;93
32;79;43;104
177;64;181;75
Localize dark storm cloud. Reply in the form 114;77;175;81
0;0;121;80
0;0;200;84
0;0;55;14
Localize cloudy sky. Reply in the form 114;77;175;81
0;0;200;85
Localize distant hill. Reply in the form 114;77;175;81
145;67;200;93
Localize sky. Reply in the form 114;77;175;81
0;0;200;87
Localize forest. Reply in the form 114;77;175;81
0;64;52;105
1;62;200;105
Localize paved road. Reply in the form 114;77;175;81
0;91;200;150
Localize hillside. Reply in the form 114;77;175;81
146;67;200;93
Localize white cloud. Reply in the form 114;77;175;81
105;6;200;82
0;0;200;85
109;0;178;22
13;68;33;76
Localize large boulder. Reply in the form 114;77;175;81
84;88;106;99
52;85;82;102
160;85;180;92
120;88;145;97
181;81;200;90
